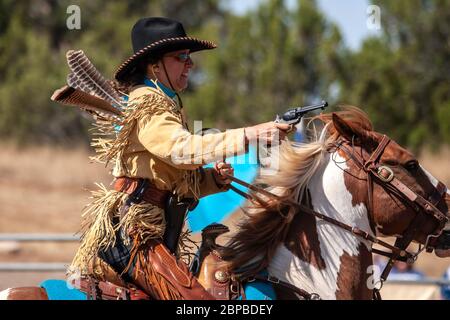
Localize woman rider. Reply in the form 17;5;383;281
69;17;290;300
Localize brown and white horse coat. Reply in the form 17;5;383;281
269;151;374;299
1;107;448;300
222;107;449;300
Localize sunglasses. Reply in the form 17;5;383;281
165;52;192;63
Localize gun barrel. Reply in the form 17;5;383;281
276;100;328;124
295;100;328;113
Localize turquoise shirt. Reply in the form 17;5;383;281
115;79;177;133
143;78;177;100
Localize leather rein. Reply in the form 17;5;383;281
224;135;448;300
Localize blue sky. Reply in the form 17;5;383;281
224;0;381;50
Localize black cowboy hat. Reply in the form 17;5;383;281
114;17;217;82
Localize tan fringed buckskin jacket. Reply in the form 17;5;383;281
114;85;247;199
70;84;247;274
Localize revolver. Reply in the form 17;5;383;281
275;100;328;126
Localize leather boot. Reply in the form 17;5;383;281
129;240;215;300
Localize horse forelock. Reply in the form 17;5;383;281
313;105;373;141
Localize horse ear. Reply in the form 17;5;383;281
332;113;377;147
332;113;359;141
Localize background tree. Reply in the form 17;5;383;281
0;0;448;152
0;0;225;144
185;0;344;130
337;0;450;151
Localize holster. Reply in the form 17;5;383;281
163;195;198;254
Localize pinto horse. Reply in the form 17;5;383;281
220;106;450;300
1;107;449;300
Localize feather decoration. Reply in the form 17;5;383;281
66;50;126;109
51;85;123;122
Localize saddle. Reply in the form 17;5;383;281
71;223;317;300
192;223;242;300
192;223;320;300
70;223;240;300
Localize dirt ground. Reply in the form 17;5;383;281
0;144;449;292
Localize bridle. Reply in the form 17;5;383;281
223;134;448;300
333;135;448;299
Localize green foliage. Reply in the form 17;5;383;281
338;0;450;150
0;0;224;144
0;0;448;150
186;0;343;131
0;3;87;144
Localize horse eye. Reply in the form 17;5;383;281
404;160;419;172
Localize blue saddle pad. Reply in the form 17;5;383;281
241;270;276;300
243;280;276;300
39;278;275;300
39;279;87;300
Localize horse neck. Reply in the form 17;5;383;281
268;152;374;300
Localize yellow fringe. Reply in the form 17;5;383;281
119;202;166;247
178;229;200;266
87;87;201;200
70;184;126;273
70;184;167;275
90;90;181;172
71;89;200;279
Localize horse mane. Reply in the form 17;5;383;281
219;105;373;278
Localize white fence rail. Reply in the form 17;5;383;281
386;279;450;286
0;263;68;272
0;233;79;242
0;233;78;272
